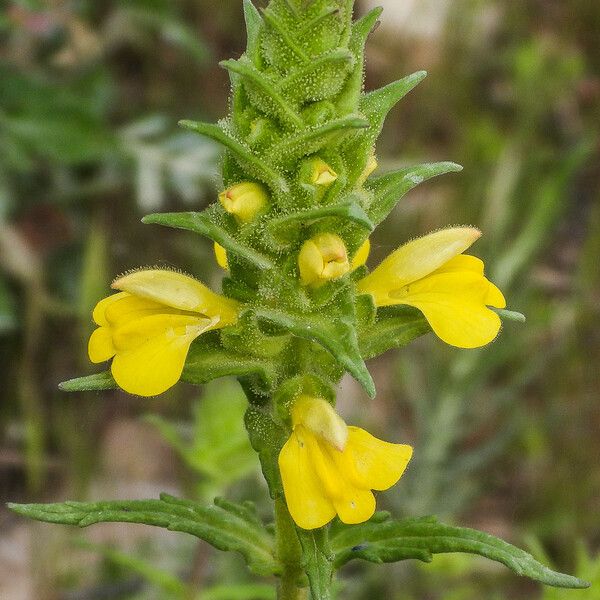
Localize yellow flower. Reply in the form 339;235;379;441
278;396;413;530
357;153;378;186
351;239;371;271
309;158;338;187
214;242;228;270
88;269;240;397
219;182;269;223
357;227;506;348
298;233;350;286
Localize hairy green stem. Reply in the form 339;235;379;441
275;499;309;600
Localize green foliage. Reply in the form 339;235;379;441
9;494;278;577
330;515;589;589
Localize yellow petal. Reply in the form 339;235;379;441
214;242;229;270
92;292;129;326
104;294;174;328
278;427;336;530
331;487;376;525
341;427;413;491
291;396;348;451
486;281;506;308
88;327;116;363
298;233;350;287
357;228;481;303
110;319;213;397
112;269;239;325
351;239;371;271
395;271;502;348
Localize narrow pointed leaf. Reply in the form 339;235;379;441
143;210;275;270
297;529;334;600
179;120;288;194
331;515;590;589
59;371;117;392
220;59;304;128
253;307;375;397
492;308;527;323
243;0;263;65
359;306;431;359
266;116;369;165
9;495;277;577
366;162;463;225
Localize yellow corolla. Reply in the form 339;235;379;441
357;227;506;349
278;396;413;530
88;269;239;397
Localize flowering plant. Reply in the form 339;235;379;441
10;1;589;598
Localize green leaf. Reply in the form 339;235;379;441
182;340;279;394
267;199;374;248
221;58;304;128
492;308;527;323
59;371;117;392
142;208;275;270
330;515;590;589
243;0;264;66
179;120;289;194
266;116;369;166
9;494;278;577
359;305;431;359
366;162;463;225
297;529;334;600
253;307;375;397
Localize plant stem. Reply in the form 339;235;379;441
275;498;309;600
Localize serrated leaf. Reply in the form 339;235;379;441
142;208;275;270
366;162;463;225
179;120;289;194
59;371;117;392
359;305;431;359
330;515;590;589
9;494;278;577
297;528;334;600
253;307;375;397
267;199;373;248
266;116;369;166
182;340;279;394
221;58;304;128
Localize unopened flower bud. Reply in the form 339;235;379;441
309;158;338;187
219;182;269;223
298;233;350;286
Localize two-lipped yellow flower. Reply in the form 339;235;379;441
358;227;506;348
88;270;239;397
278;396;413;530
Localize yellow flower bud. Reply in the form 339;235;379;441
309;158;338;187
357;153;378;186
298;233;350;286
219;182;269;223
214;242;228;270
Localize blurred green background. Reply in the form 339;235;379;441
1;0;599;598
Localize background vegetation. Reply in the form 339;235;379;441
1;0;599;598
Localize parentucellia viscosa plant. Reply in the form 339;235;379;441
9;1;590;598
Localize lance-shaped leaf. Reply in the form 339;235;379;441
266;116;369;166
297;528;334;600
366;162;463;225
9;494;278;577
243;0;263;66
142;209;275;270
182;340;279;394
59;371;117;392
359;305;431;359
220;58;304;129
330;514;590;589
267;199;373;248
337;7;383;114
179;120;288;194
253;307;375;397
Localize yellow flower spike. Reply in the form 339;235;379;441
298;233;351;287
309;158;338;187
219;182;269;223
279;396;413;530
357;227;507;349
214;242;229;271
357;152;378;186
88;269;240;397
351;239;371;271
